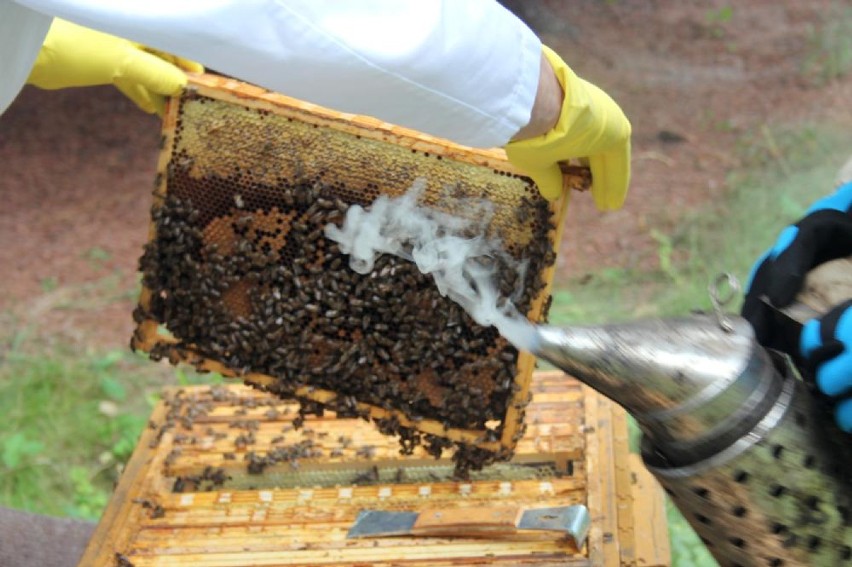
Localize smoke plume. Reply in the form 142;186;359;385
324;180;540;352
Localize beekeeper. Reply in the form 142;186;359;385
1;3;632;566
1;0;631;209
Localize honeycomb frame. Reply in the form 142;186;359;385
132;73;587;458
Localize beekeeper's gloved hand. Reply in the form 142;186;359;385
744;182;852;311
27;18;203;115
505;46;631;208
799;300;852;432
742;182;852;433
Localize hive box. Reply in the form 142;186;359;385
78;372;670;566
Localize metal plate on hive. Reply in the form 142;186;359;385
132;74;584;473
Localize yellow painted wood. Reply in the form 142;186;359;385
628;454;671;567
582;385;605;565
595;395;624;567
77;402;172;566
612;405;637;566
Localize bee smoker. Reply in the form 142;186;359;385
532;298;852;566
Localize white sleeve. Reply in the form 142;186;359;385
0;2;51;116
10;0;541;148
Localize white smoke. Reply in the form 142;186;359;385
324;180;540;352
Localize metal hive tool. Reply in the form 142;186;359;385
132;74;589;473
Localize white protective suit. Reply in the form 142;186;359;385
0;0;542;148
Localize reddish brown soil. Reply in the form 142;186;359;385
539;0;852;275
1;1;851;350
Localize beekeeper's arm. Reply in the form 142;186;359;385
5;0;630;207
0;4;199;115
28;18;203;115
0;2;51;114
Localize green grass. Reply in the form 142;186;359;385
0;345;152;518
0;330;221;520
553;123;852;326
802;2;852;85
705;5;734;39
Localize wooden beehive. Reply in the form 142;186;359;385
79;371;670;566
131;74;591;467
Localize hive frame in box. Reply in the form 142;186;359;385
132;73;588;457
77;372;671;566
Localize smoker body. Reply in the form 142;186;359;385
534;314;851;567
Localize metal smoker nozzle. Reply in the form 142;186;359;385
531;314;781;466
531;313;852;566
525;279;852;567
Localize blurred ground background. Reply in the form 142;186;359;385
2;1;852;565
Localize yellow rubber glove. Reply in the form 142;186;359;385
27;19;203;115
505;46;631;210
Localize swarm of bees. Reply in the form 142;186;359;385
134;91;557;476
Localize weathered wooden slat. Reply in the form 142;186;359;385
81;403;177;566
611;402;636;565
128;515;590;551
628;454;671;567
582;385;605;565
125;549;590;567
592;394;622;567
